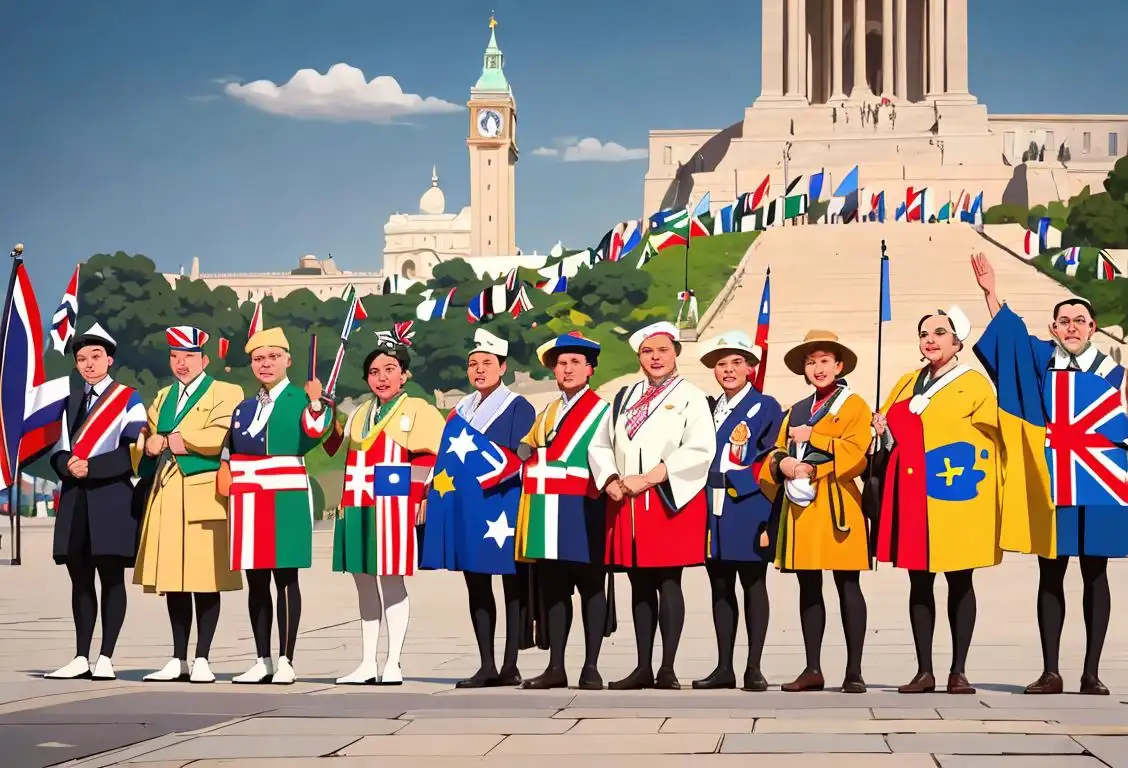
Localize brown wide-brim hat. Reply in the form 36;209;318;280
783;330;858;377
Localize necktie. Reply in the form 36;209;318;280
257;388;272;406
1067;357;1081;371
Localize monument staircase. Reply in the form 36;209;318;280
599;223;1126;408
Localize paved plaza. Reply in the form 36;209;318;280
2;519;1128;767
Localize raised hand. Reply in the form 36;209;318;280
305;377;324;403
971;252;995;294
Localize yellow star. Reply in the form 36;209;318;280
936;457;964;486
433;469;456;497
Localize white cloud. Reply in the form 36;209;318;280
224;64;462;124
532;136;648;162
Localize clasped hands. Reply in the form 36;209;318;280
140;429;186;457
605;463;668;502
778;456;815;481
66;454;89;479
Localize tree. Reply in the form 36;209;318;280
567;261;653;325
1067;192;1128;249
1103;155;1128;203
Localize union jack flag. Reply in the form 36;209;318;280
1044;371;1128;508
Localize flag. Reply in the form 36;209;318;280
1023;229;1040;257
1051;247;1081;276
382;275;417;295
713;204;734;235
648;209;680;231
467;280;529;323
594;220;642;263
248;301;264;339
895;201;907;222
636;241;656;268
650;230;688;252
1097;250;1122;280
218;338;230;360
880;253;892;322
420;413;524;574
536;276;568;294
49;265;80;355
783;194;808;220
0;263;64;488
750;175;772;212
809;169;825;203
750;269;771;391
937;201;953;223
415;287;456;321
692;192;711;217
833;166;859;197
874;191;887;223
1037;218;1062;252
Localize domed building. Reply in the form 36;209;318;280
381;166;473;281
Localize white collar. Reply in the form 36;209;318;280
908;364;971;414
264;377;290;401
560;385;589;408
85;375;113;396
1051;344;1098;371
716;383;751;413
178;372;207;398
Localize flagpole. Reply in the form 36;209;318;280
2;244;25;565
875;239;888;406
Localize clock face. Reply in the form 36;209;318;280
478;109;503;138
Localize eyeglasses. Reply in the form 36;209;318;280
1054;318;1090;329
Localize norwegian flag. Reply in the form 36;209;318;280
49;265;80;355
1045;371;1128;508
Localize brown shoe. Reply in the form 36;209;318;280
897;671;936;694
1080;674;1109;696
1024;672;1064;694
946;673;976;694
841;675;867;694
781;669;825;692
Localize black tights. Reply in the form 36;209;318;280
66;563;127;659
796;570;867;678
540;560;606;672
1036;555;1110;678
166;592;221;661
907;569;976;676
246;568;302;660
706;561;769;675
627;566;685;672
465;571;522;673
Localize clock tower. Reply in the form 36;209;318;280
467;15;517;257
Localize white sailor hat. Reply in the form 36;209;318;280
628;321;681;354
469;328;509;359
72;322;117;356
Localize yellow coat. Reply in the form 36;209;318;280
134;379;244;594
879;367;1002;572
760;390;871;572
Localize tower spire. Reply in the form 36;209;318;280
474;12;509;92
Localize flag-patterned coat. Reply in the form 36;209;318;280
706;385;784;563
49;376;146;566
226;382;334;571
974;305;1128;558
134;376;244;594
332;394;445;576
515;388;610;564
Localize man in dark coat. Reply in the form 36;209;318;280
45;323;147;680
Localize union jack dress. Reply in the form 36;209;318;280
332;395;445;576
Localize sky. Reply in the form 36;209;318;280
1;0;1126;299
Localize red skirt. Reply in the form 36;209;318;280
604;487;707;568
875;400;930;571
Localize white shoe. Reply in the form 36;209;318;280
143;658;189;682
91;656;116;680
45;656;91;680
272;656;296;685
232;657;274;684
189;657;215;684
378;662;403;686
336;661;380;685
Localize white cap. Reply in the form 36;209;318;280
629;321;680;353
945;305;972;342
469;328;509;358
73;322;117;353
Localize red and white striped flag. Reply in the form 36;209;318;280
49;265;80;355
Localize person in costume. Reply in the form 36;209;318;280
420;328;536;688
759;330;871;693
134;327;243;683
218;327;334;685
693;331;783;692
514;332;613;691
333;328;445;685
971;253;1128;695
45;323;147;681
588;321;715;690
872;308;1003;694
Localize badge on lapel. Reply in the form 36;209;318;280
729;421;750;447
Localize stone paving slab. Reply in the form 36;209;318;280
491;734;723;755
873;707;941;719
395;717;576;735
660;717;757;733
936;759;1112;768
207;715;407;735
127;734;362;761
720;733;891;753
337;734;505;756
1072;736;1128;768
156;757;943;768
885;734;1086;754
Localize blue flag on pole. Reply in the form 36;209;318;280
693;192;711;217
833;165;859;197
809;169;825;203
880;256;892;322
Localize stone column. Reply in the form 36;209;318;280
797;0;808;101
762;0;785;97
850;0;871;97
787;0;801;96
895;0;907;99
881;0;893;97
831;0;846;99
946;0;969;95
927;0;946;97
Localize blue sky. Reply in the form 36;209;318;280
1;0;1126;299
